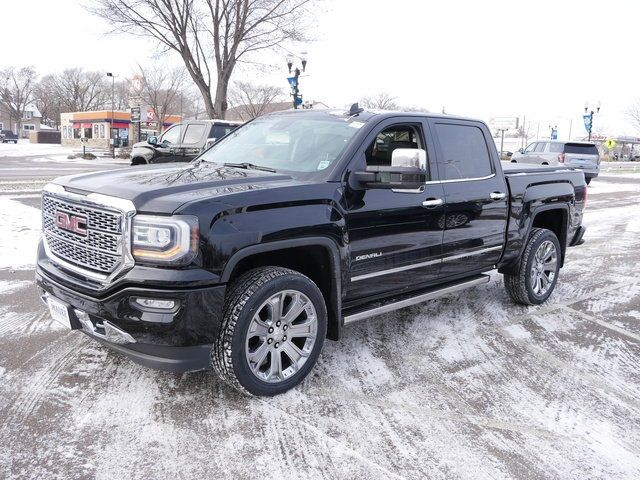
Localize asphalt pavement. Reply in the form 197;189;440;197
1;158;640;479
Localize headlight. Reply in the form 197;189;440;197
131;215;198;265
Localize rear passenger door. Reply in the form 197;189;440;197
430;120;508;278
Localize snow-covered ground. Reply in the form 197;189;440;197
1;175;639;479
0;139;76;159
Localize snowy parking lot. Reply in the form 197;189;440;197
1;165;640;479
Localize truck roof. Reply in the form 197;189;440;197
261;108;483;125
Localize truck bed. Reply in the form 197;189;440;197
501;162;576;176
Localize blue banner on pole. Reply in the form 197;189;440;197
294;96;303;106
550;128;557;140
287;76;297;88
583;114;592;133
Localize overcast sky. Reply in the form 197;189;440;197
3;0;639;138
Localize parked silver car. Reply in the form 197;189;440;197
511;140;600;184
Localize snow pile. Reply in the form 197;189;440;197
0;197;41;270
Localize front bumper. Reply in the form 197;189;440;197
36;261;226;373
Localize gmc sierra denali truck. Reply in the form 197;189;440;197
36;106;587;396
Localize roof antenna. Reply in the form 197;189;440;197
347;102;364;116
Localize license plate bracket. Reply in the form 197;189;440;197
47;296;73;330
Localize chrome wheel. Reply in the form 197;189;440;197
245;289;318;383
530;240;557;296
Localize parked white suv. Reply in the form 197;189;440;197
511;140;600;184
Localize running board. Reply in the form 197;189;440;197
343;274;491;325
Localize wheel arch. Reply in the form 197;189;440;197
221;237;343;341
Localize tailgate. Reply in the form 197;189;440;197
563;143;600;169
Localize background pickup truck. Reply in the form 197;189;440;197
129;119;242;165
36;106;587;396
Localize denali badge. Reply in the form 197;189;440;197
55;211;88;236
355;252;383;261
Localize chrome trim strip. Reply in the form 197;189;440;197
423;173;496;185
42;183;137;287
441;245;502;263
344;275;490;324
350;245;503;282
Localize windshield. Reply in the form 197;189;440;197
199;115;364;178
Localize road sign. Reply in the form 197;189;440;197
604;138;616;150
489;117;519;130
131;106;141;123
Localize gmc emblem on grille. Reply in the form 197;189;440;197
54;211;88;236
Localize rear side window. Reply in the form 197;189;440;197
549;143;563;153
563;143;599;155
182;124;206;144
435;123;493;180
211;124;236;140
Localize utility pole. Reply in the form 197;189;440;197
107;72;115;158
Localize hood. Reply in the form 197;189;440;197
53;161;301;213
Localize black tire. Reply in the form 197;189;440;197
504;228;561;305
211;266;327;396
131;157;147;166
585;177;592;185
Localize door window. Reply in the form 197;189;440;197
182;124;206;144
365;124;423;167
159;125;182;144
434;123;493;180
534;142;547;152
524;143;536;153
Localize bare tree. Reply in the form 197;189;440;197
89;0;313;119
0;66;38;133
228;81;284;120
138;65;187;131
626;100;640;133
360;92;398;110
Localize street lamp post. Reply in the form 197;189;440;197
106;72;115;158
286;52;307;109
583;100;601;142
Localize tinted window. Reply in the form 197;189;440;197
211;125;237;139
534;142;547;152
435;123;492;180
564;143;599;155
549;143;563;153
182;124;206;144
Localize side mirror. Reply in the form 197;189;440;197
518;148;524;154
147;136;158;146
354;148;428;190
205;137;218;149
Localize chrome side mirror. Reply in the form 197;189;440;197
391;148;427;171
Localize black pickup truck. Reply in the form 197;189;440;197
129;119;242;165
36;107;587;396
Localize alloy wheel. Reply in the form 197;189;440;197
530;240;557;296
245;289;318;383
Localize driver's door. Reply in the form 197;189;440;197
343;119;445;301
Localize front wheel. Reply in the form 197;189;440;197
504;228;561;305
212;266;327;396
585;177;592;185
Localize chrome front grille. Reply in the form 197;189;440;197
41;187;135;282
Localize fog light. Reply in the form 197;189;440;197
133;297;176;310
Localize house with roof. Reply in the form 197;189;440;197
0;104;42;137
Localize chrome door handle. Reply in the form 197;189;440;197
422;198;444;208
490;192;506;200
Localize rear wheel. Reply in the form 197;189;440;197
131;157;147;166
504;228;561;305
211;266;327;396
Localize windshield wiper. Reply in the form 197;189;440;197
223;162;276;173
